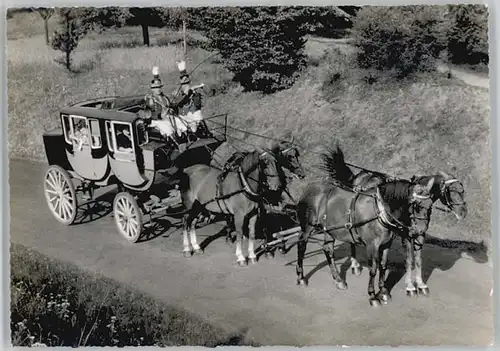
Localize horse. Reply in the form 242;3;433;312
177;148;286;266
221;138;306;244
321;144;467;296
295;147;435;307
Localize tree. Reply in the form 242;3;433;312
33;7;55;45
352;6;448;77
205;7;308;93
51;7;130;70
446;4;488;65
127;8;166;46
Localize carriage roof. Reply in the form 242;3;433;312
60;95;147;123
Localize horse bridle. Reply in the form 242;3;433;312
257;150;282;192
440;178;466;208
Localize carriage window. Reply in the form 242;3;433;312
136;120;148;146
61;114;71;144
71;116;89;147
114;123;133;153
89;119;102;149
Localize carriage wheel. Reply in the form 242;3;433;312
113;192;143;243
44;165;77;226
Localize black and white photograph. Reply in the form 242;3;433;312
5;2;493;347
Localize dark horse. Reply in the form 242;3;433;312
321;144;468;296
295;148;435;307
177;148;286;266
221;138;306;243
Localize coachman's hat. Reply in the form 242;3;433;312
150;66;164;89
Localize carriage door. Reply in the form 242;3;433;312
106;121;147;187
64;115;96;179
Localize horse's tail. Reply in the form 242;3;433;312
320;143;354;185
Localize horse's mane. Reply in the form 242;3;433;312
239;150;261;172
319;145;354;185
378;179;412;205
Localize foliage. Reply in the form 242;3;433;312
51;7;130;70
33;7;55;45
10;244;254;347
126;7;167;46
352;6;448;77
445;4;489;65
204;7;308;93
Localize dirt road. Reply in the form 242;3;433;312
9;158;493;346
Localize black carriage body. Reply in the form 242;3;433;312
42;95;227;191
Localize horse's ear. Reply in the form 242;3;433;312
439;170;451;179
425;177;435;192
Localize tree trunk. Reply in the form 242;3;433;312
141;23;150;47
44;18;49;45
66;49;71;70
183;19;187;58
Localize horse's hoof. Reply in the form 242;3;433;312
369;298;381;308
406;289;417;297
418;287;430;296
297;278;308;287
378;293;391;304
278;246;286;255
237;260;247;267
194;248;204;256
351;267;362;276
249;257;258;265
336;281;348;290
264;252;275;259
183;251;192;258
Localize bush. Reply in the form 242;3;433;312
205;7;308;94
446;4;489;65
352;6;447;77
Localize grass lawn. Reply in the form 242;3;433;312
7;12;491;252
10;243;253;347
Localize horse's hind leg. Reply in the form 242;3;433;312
323;236;347;290
376;241;392;304
189;216;203;255
350;243;362;276
182;206;201;257
413;234;429;296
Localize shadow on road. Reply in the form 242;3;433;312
73;192;114;225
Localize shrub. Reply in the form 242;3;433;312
352;6;447;77
205;7;308;94
446;4;489;65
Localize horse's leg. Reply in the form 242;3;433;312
413;234;429;296
296;226;312;286
234;214;247;267
366;242;381;307
402;235;417;296
376;240;392;304
189;215;203;255
247;213;258;264
182;213;191;257
225;215;236;244
323;236;348;290
350;243;362;276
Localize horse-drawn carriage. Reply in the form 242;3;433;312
42;92;228;243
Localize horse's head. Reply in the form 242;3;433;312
438;171;467;220
408;177;435;236
258;150;283;192
273;137;306;180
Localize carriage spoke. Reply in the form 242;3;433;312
46;189;58;195
46;175;58;191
